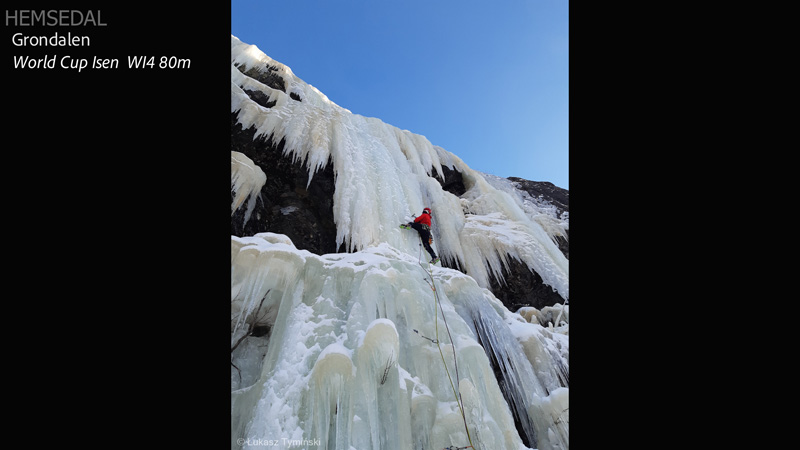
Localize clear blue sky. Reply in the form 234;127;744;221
231;0;569;189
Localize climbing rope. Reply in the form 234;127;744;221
419;258;475;450
408;228;475;449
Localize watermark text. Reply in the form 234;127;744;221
236;437;321;447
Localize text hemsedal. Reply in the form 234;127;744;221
5;10;107;27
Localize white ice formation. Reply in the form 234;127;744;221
231;35;568;450
231;150;267;226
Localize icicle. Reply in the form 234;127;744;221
231;35;568;302
231;151;266;225
231;35;569;450
232;236;557;449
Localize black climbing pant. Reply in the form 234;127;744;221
410;222;437;260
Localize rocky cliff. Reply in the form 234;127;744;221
231;104;568;313
230;37;569;449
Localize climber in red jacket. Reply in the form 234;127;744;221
401;207;439;264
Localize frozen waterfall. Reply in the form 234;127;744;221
231;35;568;450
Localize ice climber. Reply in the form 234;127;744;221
401;207;440;264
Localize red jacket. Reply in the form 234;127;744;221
414;212;432;227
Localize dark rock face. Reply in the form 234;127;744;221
508;177;569;216
238;64;286;93
507;177;569;261
436;165;467;197
487;257;565;312
492;178;568;310
430;171;569;311
243;88;276;109
231;112;340;255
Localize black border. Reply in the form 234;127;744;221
4;2;231;444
